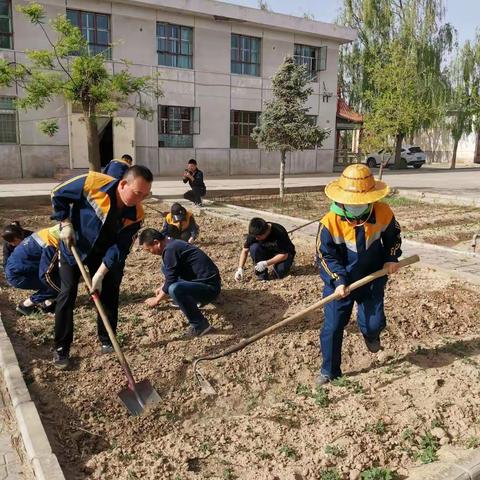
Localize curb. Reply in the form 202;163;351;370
0;315;65;480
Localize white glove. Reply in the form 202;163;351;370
91;269;105;294
59;221;75;249
234;267;244;281
254;261;268;273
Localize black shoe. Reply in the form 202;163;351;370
100;343;114;354
41;300;56;314
364;336;381;353
184;324;212;338
53;348;70;370
16;302;40;316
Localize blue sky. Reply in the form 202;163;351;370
221;0;479;45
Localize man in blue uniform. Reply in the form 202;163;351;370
316;164;402;386
140;228;220;337
102;154;133;179
51;165;152;369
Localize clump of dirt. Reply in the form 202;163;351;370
1;201;480;479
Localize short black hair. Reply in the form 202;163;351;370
138;228;165;246
2;221;24;242
248;217;268;236
123;165;153;183
188;159;197;165
121;154;133;163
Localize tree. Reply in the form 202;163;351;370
0;2;162;172
251;57;329;198
446;34;480;169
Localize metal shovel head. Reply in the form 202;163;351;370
117;379;161;416
194;364;217;396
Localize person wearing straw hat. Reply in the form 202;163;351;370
315;164;402;386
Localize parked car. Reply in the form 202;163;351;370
365;145;426;169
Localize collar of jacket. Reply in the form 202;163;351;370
330;202;377;224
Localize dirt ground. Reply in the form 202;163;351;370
213;192;480;249
1;200;480;480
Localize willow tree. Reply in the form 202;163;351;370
251;57;329;199
0;2;162;171
339;0;454;167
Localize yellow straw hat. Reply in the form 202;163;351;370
324;164;390;205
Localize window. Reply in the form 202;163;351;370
230;110;260;149
294;44;327;80
157;23;193;69
0;0;12;49
158;106;199;147
0;97;17;143
66;9;111;58
231;34;261;76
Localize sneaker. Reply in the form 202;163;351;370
100;343;114;354
184;324;212;338
170;301;179;308
41;300;56;314
53;348;70;370
315;373;331;386
364;336;381;353
16;302;40;316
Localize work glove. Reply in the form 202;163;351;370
59;221;75;249
234;267;244;281
91;269;105;295
254;261;268;273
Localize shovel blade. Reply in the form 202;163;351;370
117;379;161;416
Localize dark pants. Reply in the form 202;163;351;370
6;270;58;304
168;226;191;242
54;254;123;352
320;276;387;379
249;242;295;280
168;279;220;329
184;187;206;205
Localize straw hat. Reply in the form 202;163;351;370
324;164;390;205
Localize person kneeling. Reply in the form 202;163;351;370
235;217;295;282
161;203;199;243
140;228;221;338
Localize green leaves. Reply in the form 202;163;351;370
39;119;59;137
17;2;45;25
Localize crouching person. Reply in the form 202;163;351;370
235;217;295;281
5;225;60;315
141;228;220;337
161;203;199;243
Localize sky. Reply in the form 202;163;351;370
220;0;479;45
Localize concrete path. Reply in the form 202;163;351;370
0;168;479;201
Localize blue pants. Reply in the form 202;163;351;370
168;280;220;329
320;277;387;379
249;242;294;280
5;269;58;304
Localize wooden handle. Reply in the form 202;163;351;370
196;255;420;362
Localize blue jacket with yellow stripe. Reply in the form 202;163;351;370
316;202;402;288
102;159;130;179
5;225;59;286
51;172;143;269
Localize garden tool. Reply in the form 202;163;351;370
71;245;161;416
193;254;420;395
287;217;322;235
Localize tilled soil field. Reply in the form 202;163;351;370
1;201;480;479
214;192;480;248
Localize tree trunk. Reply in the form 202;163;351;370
450;137;459;170
474;130;480;164
83;106;101;172
393;133;404;169
279;150;286;200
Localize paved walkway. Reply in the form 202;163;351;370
191;200;480;285
1;168;479;201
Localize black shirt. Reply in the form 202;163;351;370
183;169;206;193
244;223;296;255
162;239;220;294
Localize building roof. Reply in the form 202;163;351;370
123;0;357;44
337;96;363;123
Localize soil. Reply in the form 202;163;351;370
212;192;480;249
1;199;480;480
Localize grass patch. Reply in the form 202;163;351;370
360;467;396;479
416;432;439;464
331;376;364;393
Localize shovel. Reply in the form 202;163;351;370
71;245;161;416
193;254;420;394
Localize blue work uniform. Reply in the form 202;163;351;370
102;159;130;179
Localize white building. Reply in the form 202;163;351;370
0;0;356;178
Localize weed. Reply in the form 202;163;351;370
331;376;363;393
313;386;330;408
384;196;418;207
416;432;439;464
223;467;236;480
296;383;311;398
127;472;139;479
383;365;396;374
257;451;273;460
324;444;345;457
329;412;344;422
263;373;275;385
116;331;127;346
401;427;415;442
319;470;341;480
360;467;396;479
246;393;260;412
430;417;445;429
279;444;299;460
371;419;386;435
199;442;212;454
466;436;480;449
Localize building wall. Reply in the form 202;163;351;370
0;0;349;178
